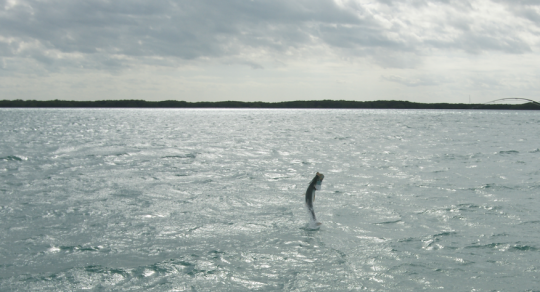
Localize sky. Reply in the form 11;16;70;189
1;0;539;103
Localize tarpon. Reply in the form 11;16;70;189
305;172;324;224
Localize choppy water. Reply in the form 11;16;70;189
1;108;540;291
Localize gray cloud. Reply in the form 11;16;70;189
490;0;540;29
1;0;361;69
0;0;538;72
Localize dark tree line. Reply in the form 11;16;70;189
1;99;539;110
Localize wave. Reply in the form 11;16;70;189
11;256;221;290
162;153;197;159
374;219;402;225
511;245;539;251
0;155;27;161
479;183;517;191
432;231;457;238
520;220;540;225
46;245;108;254
194;179;213;184
445;204;503;214
498;150;519;155
465;242;538;252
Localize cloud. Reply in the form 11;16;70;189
493;0;540;25
1;0;538;73
0;0;362;61
381;74;441;86
1;0;540;104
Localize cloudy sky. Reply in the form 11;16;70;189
1;0;539;103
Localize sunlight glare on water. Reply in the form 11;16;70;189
1;108;540;291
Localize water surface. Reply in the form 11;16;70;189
1;108;540;291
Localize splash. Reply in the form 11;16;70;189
305;203;321;230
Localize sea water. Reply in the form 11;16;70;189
1;108;539;291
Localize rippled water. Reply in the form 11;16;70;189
1;108;540;291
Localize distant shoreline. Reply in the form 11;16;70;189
1;99;540;110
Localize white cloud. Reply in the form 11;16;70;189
381;74;440;87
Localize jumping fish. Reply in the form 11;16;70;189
305;172;324;225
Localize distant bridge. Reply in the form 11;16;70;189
482;98;540;106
